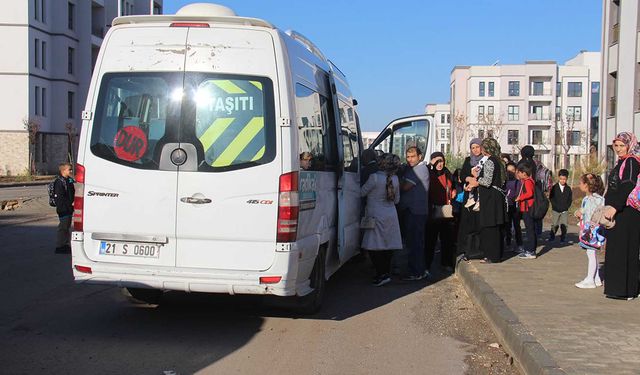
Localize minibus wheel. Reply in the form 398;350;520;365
296;246;326;314
124;287;163;304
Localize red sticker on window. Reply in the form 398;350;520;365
114;126;148;162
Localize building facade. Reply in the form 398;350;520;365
450;51;600;170
0;0;162;176
600;0;640;167
425;103;451;154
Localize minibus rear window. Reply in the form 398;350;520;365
90;73;181;170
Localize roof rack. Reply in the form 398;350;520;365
285;30;326;62
112;15;274;29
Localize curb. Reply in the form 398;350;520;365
456;260;566;375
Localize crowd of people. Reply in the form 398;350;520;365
360;132;640;301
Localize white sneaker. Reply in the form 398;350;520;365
464;197;476;208
575;280;597;289
595;279;603;287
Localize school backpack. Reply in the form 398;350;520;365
531;181;550;220
579;220;606;249
47;179;57;207
535;163;553;193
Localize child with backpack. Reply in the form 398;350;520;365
50;163;75;254
574;173;605;288
548;169;573;242
515;162;537;259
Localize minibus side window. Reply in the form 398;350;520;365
296;83;338;172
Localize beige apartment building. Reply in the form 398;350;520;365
600;0;640;167
0;0;162;176
425;103;451;154
450;51;600;170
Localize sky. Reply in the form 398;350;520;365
164;0;602;132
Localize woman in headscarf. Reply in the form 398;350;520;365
361;153;402;287
456;138;484;260
603;132;640;300
465;138;507;263
426;152;457;273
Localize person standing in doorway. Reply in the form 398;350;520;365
54;163;75;254
399;146;430;280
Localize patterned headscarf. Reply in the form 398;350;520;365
481;138;506;186
613;132;640;158
378;153;401;201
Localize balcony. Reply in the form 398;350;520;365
91;26;104;38
611;23;619;45
609;96;617;117
528;113;552;121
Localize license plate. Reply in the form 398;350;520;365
99;241;161;258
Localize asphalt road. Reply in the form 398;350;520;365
0;218;520;375
0;184;48;201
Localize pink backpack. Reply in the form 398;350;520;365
619;156;640;211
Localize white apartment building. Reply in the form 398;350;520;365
600;0;640;167
425;103;451;154
450;51;601;170
0;0;162;176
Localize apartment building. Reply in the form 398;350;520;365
425;103;451;154
600;0;640;166
0;0;162;176
450;51;600;170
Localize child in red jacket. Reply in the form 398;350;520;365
515;162;537;259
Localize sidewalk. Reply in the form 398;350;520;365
0;197;56;228
457;228;640;375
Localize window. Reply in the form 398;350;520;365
568;82;582;97
478;105;485;120
34;38;40;68
41;133;47;162
567;131;581;146
41;41;46;70
488;129;494;138
508;105;519;121
532;81;543;96
68;47;74;74
567;106;582;121
297;84;338;171
508;130;519;145
531;130;543;145
91;72;276;171
447;129;451;139
446;114;450;123
441;114;445;123
41;87;46;117
556;106;562;121
35;86;40;115
440;129;446;139
556;81;562;97
488;82;495;97
339;100;359;172
67;91;74;118
487;106;494;120
479;82;485;97
478;129;485;138
440;144;445;153
34;0;45;22
508;81;520;96
68;2;74;30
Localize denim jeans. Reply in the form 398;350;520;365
403;210;427;276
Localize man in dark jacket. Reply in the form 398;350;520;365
54;163;75;254
549;169;572;242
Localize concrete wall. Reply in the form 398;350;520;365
0;131;29;176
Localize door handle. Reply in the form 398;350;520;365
180;197;212;204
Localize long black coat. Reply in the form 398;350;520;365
604;156;640;298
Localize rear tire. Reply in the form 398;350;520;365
295;247;326;314
125;287;163;304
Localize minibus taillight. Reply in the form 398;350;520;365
73;163;85;232
276;172;299;242
74;265;92;274
170;22;210;28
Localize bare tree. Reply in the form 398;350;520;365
452;111;468;155
555;112;587;170
22;117;40;175
477;112;506;142
65;122;78;164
